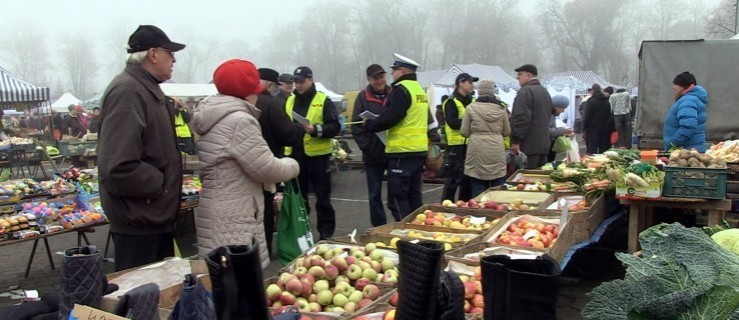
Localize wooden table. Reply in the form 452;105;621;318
619;197;732;253
0;221;108;277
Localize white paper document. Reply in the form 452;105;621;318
291;111;310;125
358;111;387;145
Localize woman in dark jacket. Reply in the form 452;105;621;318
583;84;613;154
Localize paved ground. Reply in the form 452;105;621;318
0;137;626;319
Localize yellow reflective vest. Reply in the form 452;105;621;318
285;92;332;156
386;80;428;154
443;97;474;146
174;112;191;138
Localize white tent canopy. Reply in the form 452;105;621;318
51;92;82;113
315;82;342;101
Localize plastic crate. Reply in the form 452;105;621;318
58;141;97;157
662;167;727;200
728;162;739;180
11;144;36;151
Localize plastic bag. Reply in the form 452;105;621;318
426;144;443;172
505;151;528;179
566;137;580;163
276;180;315;265
552;136;571;154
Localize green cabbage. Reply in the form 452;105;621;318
712;229;739;255
582;223;739;320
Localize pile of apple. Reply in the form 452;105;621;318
369;266;484;316
404;230;474;245
506;180;551;192
408;209;499;231
493;218;559;249
438;198;536;211
266;244;398;314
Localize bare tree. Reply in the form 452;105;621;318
0;27;51;85
59;34;98;99
705;0;737;38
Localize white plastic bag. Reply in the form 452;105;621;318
566;137;580;163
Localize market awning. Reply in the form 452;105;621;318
0;66;50;104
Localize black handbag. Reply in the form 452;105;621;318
168;273;215;320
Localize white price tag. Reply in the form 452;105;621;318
522;229;538;241
469;216;486;225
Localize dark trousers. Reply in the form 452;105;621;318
526;154;549;169
586;131;611;154
468;176;505;199
441;145;471;201
387;157;424;221
365;163;388;227
297;155;335;238
111;232;174;271
263;190;275;256
614;114;632;148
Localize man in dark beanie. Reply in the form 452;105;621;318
664;71;707;151
98;25;186;270
256;67;303;256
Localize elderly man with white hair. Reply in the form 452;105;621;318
98;25;186;271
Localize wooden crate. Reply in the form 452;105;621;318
539;194;605;243
399;205;509;235
479;213;575;264
366;223;481;248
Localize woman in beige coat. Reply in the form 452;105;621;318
460;80;511;198
193;59;299;268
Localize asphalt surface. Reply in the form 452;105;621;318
0;137;624;319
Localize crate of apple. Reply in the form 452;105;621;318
439;198;536;211
268;244;398;315
378;267;484;316
408;210;499;231
493;218;559;249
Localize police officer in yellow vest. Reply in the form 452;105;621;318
285;66;341;240
169;96;195;155
364;53;428;220
441;73;478;201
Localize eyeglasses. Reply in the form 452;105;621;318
155;48;174;59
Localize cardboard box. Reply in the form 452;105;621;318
616;181;662;199
445;242;547;266
70;304;172;320
541;194;605;243
480;213;574;264
100;259;209;312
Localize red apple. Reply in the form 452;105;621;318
388;292;399;307
484;201;497;209
285;278;303;296
354;277;371;291
463;282;476;299
362;284;380;300
472;294;485;308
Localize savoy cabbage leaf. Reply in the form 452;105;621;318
582;223;739;320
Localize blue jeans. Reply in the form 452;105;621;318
468;176;505;199
365;163;388;227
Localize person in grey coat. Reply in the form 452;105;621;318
511;64;553;169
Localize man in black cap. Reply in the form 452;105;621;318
351;64;392;226
285;66;341;240
275;73;294;106
364;53;428;220
256;67;303;254
98;25;186;271
441;72;478;202
511;64;553;169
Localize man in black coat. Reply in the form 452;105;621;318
583;84;614;154
351;64;391;227
257;68;304;254
511;64;553;169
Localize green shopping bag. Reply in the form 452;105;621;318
277;180;315;265
552;136;571;153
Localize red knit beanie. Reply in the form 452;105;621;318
213;59;264;98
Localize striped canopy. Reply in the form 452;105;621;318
0;66;50;104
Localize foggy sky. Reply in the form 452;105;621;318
0;0;724;99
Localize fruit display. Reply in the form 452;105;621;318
266;243;396;315
487;216;560;249
544;196;590;212
0;179;46;201
437;198;538;212
667;149;727;168
19;198;104;230
407;209;500;231
39;179;76;195
706;140;739;162
444;261;485;315
387;228;478;245
58;167;96;181
182;176;201;196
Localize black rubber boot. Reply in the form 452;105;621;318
59;245;103;320
395;240;444;320
481;254;561;320
205;239;270;320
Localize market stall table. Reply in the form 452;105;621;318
618;197;732;253
0;221;108;278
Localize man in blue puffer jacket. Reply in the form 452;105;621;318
663;71;707;152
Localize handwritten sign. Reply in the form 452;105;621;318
70;304;129;320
